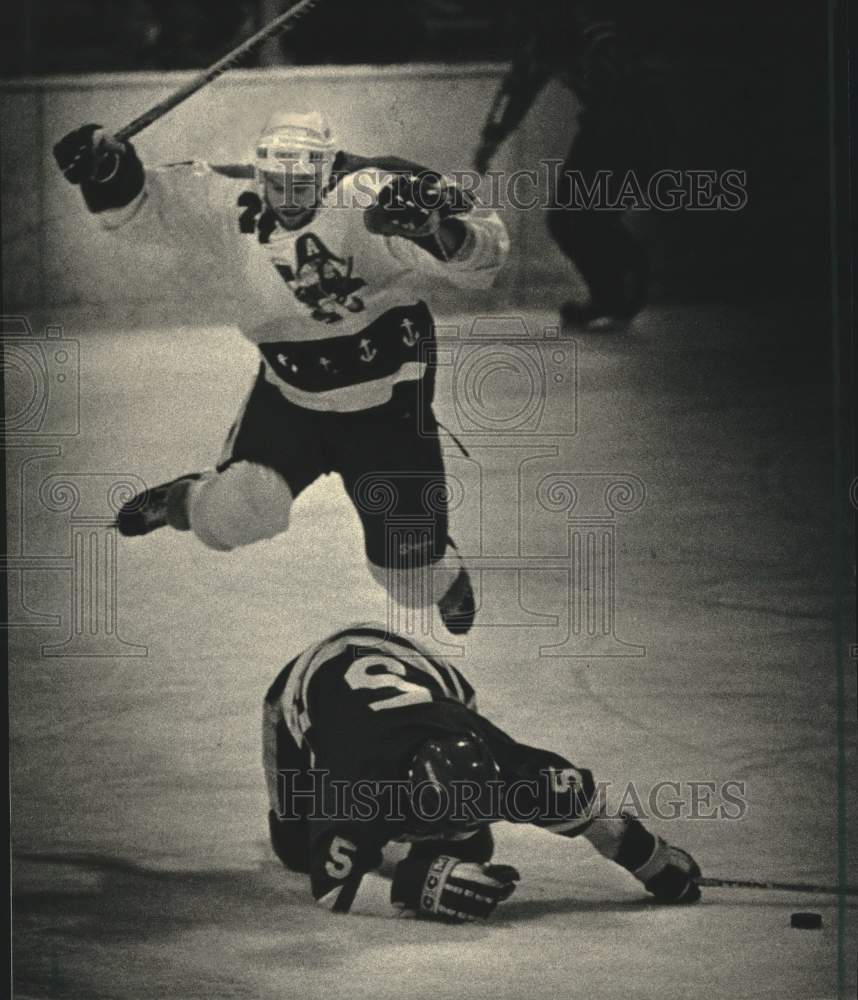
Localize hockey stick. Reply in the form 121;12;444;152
114;0;324;142
697;876;858;896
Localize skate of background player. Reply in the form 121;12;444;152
9;299;855;999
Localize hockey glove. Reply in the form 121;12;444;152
364;173;473;240
392;854;519;922
53;123;144;212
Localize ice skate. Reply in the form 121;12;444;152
115;473;200;537
437;565;476;635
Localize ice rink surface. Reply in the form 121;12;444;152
8;301;856;999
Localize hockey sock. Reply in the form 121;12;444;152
583;810;657;871
165;479;194;531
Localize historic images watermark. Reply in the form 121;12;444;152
474;165;748;212
2;315;147;656
277;163;749;213
272;770;748;825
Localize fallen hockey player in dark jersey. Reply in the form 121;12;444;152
263;624;702;920
54;111;510;635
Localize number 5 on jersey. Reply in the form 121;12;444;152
325;836;357;879
344;656;433;711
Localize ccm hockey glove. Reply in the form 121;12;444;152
392;854;519;922
54;123;144;212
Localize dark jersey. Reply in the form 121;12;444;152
482;0;667;148
263;625;595;916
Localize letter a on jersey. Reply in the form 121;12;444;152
275;233;367;324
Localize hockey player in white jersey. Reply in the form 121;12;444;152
54;111;510;633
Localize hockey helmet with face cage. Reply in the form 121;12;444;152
255;110;337;193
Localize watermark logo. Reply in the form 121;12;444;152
318;164;749;213
2;315;147;657
2;316;80;436
428;315;576;438
271;770;748;825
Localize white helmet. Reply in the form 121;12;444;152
255;110;337;191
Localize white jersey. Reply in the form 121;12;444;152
99;160;509;411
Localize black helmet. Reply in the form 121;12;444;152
406;732;501;836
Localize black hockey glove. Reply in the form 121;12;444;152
391;854;519;922
53;123;144;213
364;173;473;241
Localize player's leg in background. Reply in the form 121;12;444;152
262;694;314;873
549;12;665;330
550;107;650;329
334;379;475;635
181;364;328;552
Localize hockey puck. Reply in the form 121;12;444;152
790;911;822;929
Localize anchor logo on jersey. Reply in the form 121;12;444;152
358;338;377;362
276;351;299;374
272;233;367;324
400;317;420;347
